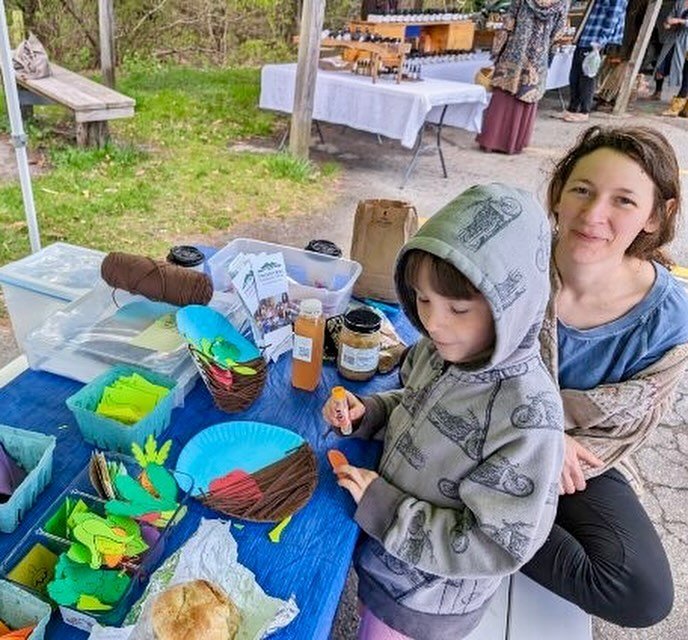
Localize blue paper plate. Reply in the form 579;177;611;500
175;421;305;495
176;305;260;363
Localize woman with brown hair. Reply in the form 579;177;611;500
522;125;688;626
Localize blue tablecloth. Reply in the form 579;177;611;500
0;313;417;639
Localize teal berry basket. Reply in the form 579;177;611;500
65;365;177;454
0;424;56;534
0;579;52;639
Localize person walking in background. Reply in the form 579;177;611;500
560;0;629;122
476;0;568;154
653;0;688;116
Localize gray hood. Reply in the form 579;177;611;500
395;183;551;370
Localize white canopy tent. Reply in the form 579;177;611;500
0;0;40;252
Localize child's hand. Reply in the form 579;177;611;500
322;389;365;433
335;464;379;504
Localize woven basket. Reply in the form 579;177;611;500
475;66;494;90
189;346;267;413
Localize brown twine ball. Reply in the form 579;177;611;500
101;252;213;306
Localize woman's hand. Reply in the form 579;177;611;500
322;389;365;433
335;464;379;504
560;434;604;495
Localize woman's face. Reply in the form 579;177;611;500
554;148;660;266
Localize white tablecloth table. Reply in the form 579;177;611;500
260;63;489;149
419;49;573;91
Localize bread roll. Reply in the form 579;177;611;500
152;579;241;640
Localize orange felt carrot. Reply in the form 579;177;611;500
327;449;349;471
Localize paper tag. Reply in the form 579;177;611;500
340;344;379;372
293;335;313;362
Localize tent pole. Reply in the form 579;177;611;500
0;0;41;252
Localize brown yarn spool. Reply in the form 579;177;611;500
101;252;213;306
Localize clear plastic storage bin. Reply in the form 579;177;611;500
0;243;105;350
208;238;362;317
66;365;177;453
23;282;198;406
0;424;56;533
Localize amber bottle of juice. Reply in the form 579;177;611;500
291;298;325;391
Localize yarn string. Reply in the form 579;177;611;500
101;252;213;307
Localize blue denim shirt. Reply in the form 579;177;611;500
558;263;688;391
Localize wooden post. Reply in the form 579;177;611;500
612;0;662;116
289;0;325;159
98;0;116;88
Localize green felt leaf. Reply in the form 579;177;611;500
48;554;131;607
131;442;147;468
146;464;178;503
232;365;257;375
66;542;91;566
77;594;112;611
155;440;172;465
144;434;157;462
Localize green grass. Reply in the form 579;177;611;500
0;62;339;267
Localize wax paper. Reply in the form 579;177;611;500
87;518;298;640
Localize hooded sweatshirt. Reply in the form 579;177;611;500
351;183;565;639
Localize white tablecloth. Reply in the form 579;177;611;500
260;63;489;149
419;50;573;91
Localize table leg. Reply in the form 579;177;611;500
400;105;449;189
277;120;325;150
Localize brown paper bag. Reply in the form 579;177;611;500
350;199;418;302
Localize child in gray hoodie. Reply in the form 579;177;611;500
324;183;565;639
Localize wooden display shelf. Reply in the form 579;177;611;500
348;19;475;52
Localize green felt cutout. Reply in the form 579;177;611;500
47;554;131;607
68;512;147;569
95;373;169;425
106;470;178;522
77;594;112;611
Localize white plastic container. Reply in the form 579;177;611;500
0;243;105;349
208;238;362;317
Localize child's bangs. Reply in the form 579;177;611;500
404;250;478;300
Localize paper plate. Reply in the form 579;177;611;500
176;421;305;495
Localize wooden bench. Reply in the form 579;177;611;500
15;63;135;147
464;573;592;639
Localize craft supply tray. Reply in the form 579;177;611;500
0;454;193;632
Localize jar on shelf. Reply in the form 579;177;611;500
337;308;381;381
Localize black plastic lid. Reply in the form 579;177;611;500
343;308;381;334
304;239;342;258
167;245;204;267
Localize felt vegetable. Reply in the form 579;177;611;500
106;464;179;527
327;450;349;472
132;437;173;495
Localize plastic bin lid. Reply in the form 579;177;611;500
0;242;106;301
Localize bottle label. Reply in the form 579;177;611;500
293;335;313;362
340;344;379;372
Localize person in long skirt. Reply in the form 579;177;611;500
477;0;567;154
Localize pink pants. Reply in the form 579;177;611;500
358;604;412;640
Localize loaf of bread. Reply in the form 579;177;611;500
152;579;241;640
